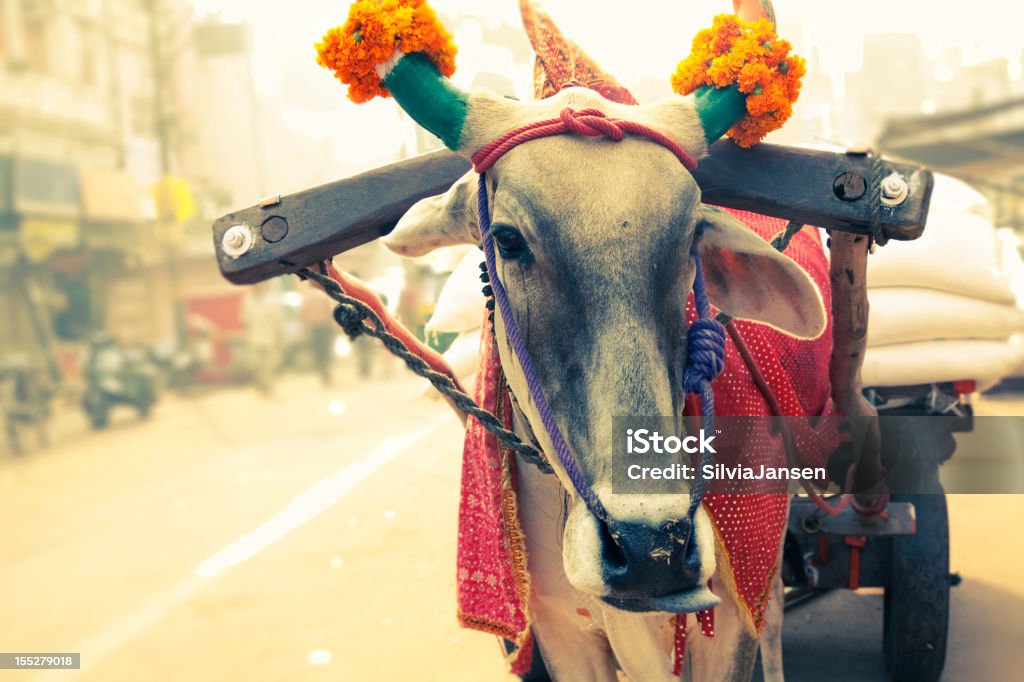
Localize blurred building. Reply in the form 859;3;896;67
832;33;1024;229
860;41;1022;229
0;0;251;381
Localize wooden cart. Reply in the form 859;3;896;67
211;141;953;681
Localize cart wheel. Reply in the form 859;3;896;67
883;490;949;682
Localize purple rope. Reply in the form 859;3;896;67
476;176;727;521
477;175;609;521
683;246;726;513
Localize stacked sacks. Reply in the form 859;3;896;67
862;174;1024;391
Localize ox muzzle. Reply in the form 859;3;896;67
562;496;719;613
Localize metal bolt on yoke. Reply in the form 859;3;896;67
221;224;254;258
880;172;909;206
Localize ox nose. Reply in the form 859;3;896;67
561;498;719;612
599;516;702;599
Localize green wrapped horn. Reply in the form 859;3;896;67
685;0;784;145
315;0;480;151
668;9;804;149
692;85;748;145
377;52;469;151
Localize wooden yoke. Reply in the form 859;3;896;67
211;144;934;496
211;143;933;285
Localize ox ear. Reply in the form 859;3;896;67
382;171;479;257
696;207;826;339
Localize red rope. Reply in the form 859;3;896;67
471;107;698;173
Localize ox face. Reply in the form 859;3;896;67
482;138;716;611
385;89;826;611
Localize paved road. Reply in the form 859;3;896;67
1;379;1022;680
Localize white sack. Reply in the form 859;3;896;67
867;288;1024;347
862;337;1024;389
867;209;1014;302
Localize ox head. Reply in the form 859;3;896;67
378;46;824;611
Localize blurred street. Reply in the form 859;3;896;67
0;381;1021;681
0;373;512;682
0;0;1022;680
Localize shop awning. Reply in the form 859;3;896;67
79;168;153;223
878;96;1024;193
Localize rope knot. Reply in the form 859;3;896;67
333;302;366;339
470;106;696;173
683;318;726;394
558;107;624;140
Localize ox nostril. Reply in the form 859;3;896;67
598;519;628;573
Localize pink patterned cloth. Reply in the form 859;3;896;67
455;318;535;674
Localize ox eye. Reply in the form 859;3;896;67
490;226;527;259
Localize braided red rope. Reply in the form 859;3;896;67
471;107;698;173
320;261;465;395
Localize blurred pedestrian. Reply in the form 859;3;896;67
243;284;283;396
301;285;338;386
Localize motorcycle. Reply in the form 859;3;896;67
81;335;158;429
0;354;53;454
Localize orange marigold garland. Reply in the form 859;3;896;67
315;0;457;103
671;14;805;147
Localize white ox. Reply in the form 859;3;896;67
348;4;826;678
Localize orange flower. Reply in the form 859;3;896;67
670;14;805;147
315;0;457;103
736;62;770;93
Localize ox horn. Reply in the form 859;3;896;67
316;1;518;156
689;0;782;145
375;51;472;152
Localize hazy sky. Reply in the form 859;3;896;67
194;0;1023;81
187;0;1023;174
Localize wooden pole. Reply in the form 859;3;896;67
828;232;884;499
